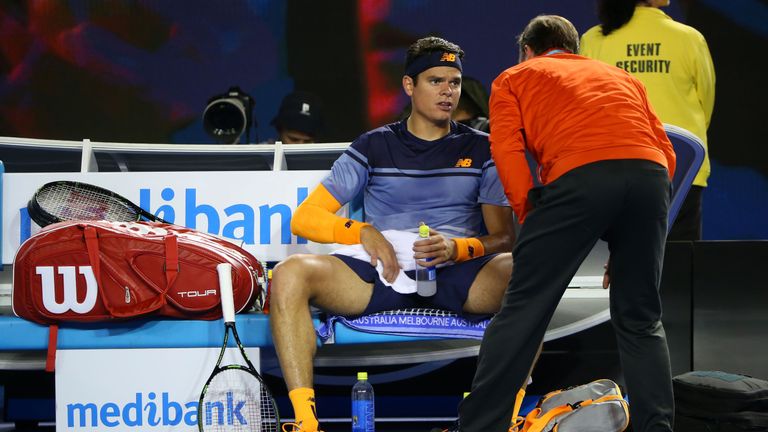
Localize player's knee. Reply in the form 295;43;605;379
497;252;514;275
270;255;316;305
472;253;513;312
487;252;513;283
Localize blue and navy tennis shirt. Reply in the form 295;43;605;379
322;119;509;238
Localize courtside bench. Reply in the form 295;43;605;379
0;123;704;361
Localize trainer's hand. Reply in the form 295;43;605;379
360;225;399;283
602;259;611;289
413;228;456;267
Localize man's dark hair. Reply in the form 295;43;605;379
597;0;637;36
517;15;579;60
405;36;464;82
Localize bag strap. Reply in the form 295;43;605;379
510;416;524;432
509;388;526;432
593;394;625;404
83;226;168;317
523;403;576;432
84;227;103;289
164;232;179;289
521;407;542;432
45;324;58;372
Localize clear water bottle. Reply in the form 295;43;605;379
352;371;375;432
415;223;437;296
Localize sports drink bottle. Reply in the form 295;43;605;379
415;223;437;296
352;371;375;432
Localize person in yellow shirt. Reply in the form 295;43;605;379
581;0;715;240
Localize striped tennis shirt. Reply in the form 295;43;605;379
321;119;509;238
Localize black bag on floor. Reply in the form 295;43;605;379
673;370;768;431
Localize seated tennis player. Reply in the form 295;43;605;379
269;36;515;432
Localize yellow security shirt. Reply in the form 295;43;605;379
581;6;715;187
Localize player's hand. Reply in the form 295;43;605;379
602;259;611;289
360;225;399;283
413;228;456;267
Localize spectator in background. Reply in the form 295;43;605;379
452;76;490;132
580;0;715;240
270;91;326;144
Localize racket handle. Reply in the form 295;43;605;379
217;263;236;323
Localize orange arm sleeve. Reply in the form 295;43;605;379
290;184;370;244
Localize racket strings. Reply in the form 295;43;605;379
201;368;277;431
36;183;138;222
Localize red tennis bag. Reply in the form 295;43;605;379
12;220;265;324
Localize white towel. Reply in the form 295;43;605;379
332;230;424;294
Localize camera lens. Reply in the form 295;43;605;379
203;98;246;143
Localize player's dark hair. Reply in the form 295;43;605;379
405;36;464;84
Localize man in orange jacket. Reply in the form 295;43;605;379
455;15;676;432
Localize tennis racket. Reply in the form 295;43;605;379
198;263;280;432
26;180;171;227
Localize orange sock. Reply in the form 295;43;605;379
289;387;319;431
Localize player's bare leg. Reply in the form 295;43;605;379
269;254;373;431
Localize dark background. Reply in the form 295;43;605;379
0;0;765;239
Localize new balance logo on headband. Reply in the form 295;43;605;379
405;50;463;78
440;53;457;62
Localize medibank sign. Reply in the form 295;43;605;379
66;392;197;428
56;347;260;432
6;171;337;263
138;186;310;246
66;390;256;429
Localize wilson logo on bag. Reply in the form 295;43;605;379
13;220;265;324
36;265;99;314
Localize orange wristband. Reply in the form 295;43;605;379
333;218;371;244
453;237;485;262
